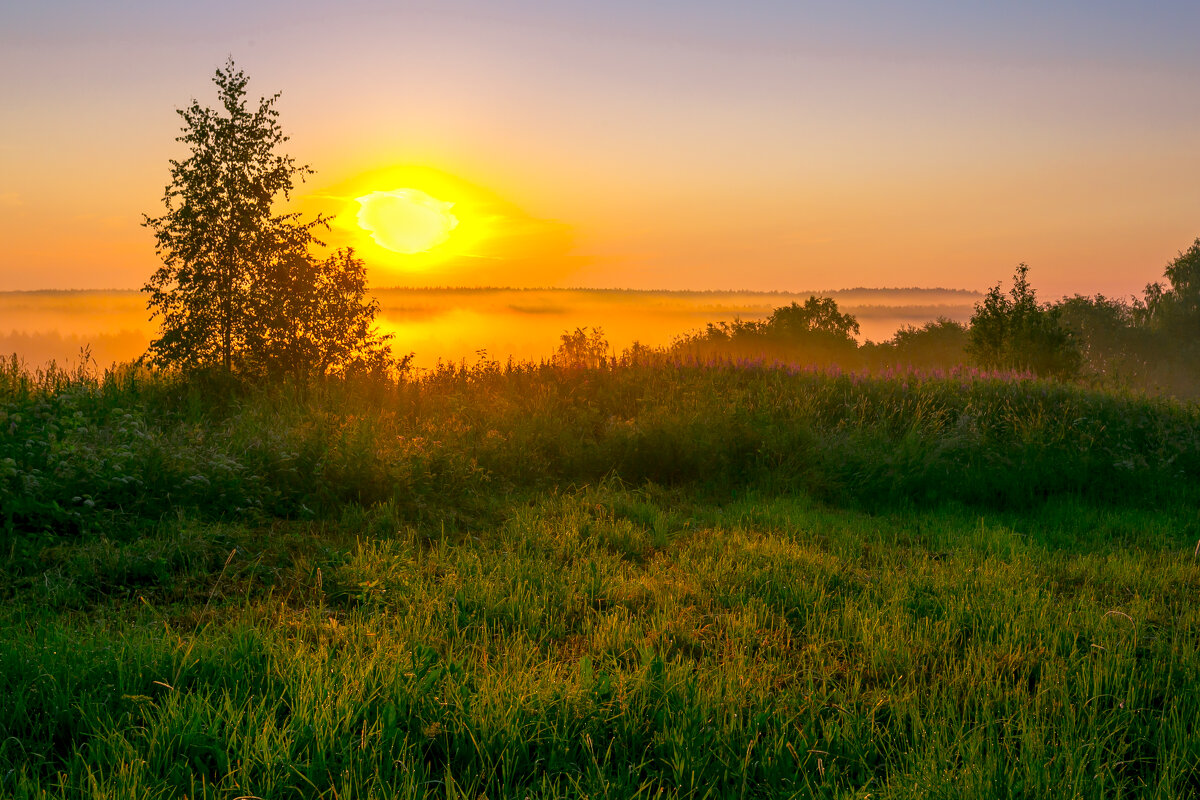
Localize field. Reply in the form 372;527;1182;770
2;358;1199;798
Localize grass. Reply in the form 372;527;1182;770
4;357;1199;536
1;356;1199;797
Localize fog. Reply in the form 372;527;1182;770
0;288;980;371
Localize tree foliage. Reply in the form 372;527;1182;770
246;247;397;379
967;263;1080;378
143;59;392;379
1051;293;1154;383
671;296;861;366
764;297;861;347
873;318;969;369
1144;237;1200;344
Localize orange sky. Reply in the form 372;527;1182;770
3;1;1199;298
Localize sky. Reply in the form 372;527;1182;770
3;0;1200;297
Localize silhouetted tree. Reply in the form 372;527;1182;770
247;247;396;379
671;296;862;366
880;318;969;370
968;263;1080;378
1144;237;1200;344
143;59;391;378
764;297;860;346
1052;294;1153;383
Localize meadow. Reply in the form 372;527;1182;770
2;355;1199;798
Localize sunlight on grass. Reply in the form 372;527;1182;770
2;359;1199;796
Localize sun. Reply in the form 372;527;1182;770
310;166;500;272
303;165;573;281
355;188;459;254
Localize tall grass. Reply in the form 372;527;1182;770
3;357;1198;537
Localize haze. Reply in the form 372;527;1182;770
0;288;979;371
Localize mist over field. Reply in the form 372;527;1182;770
0;286;981;371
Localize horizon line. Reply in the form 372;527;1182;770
0;285;986;296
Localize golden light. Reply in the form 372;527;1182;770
311;166;498;273
302;165;579;284
355;188;459;254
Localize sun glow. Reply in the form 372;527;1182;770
303;165;578;284
355;188;458;254
311;166;499;274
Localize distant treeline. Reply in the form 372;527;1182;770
372;286;981;301
555;239;1200;399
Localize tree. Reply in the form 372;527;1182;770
764;297;860;347
247;247;397;379
1144;237;1200;342
143;59;391;378
1052;294;1150;382
669;296;862;366
757;297;861;366
879;318;969;370
967;263;1080;378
